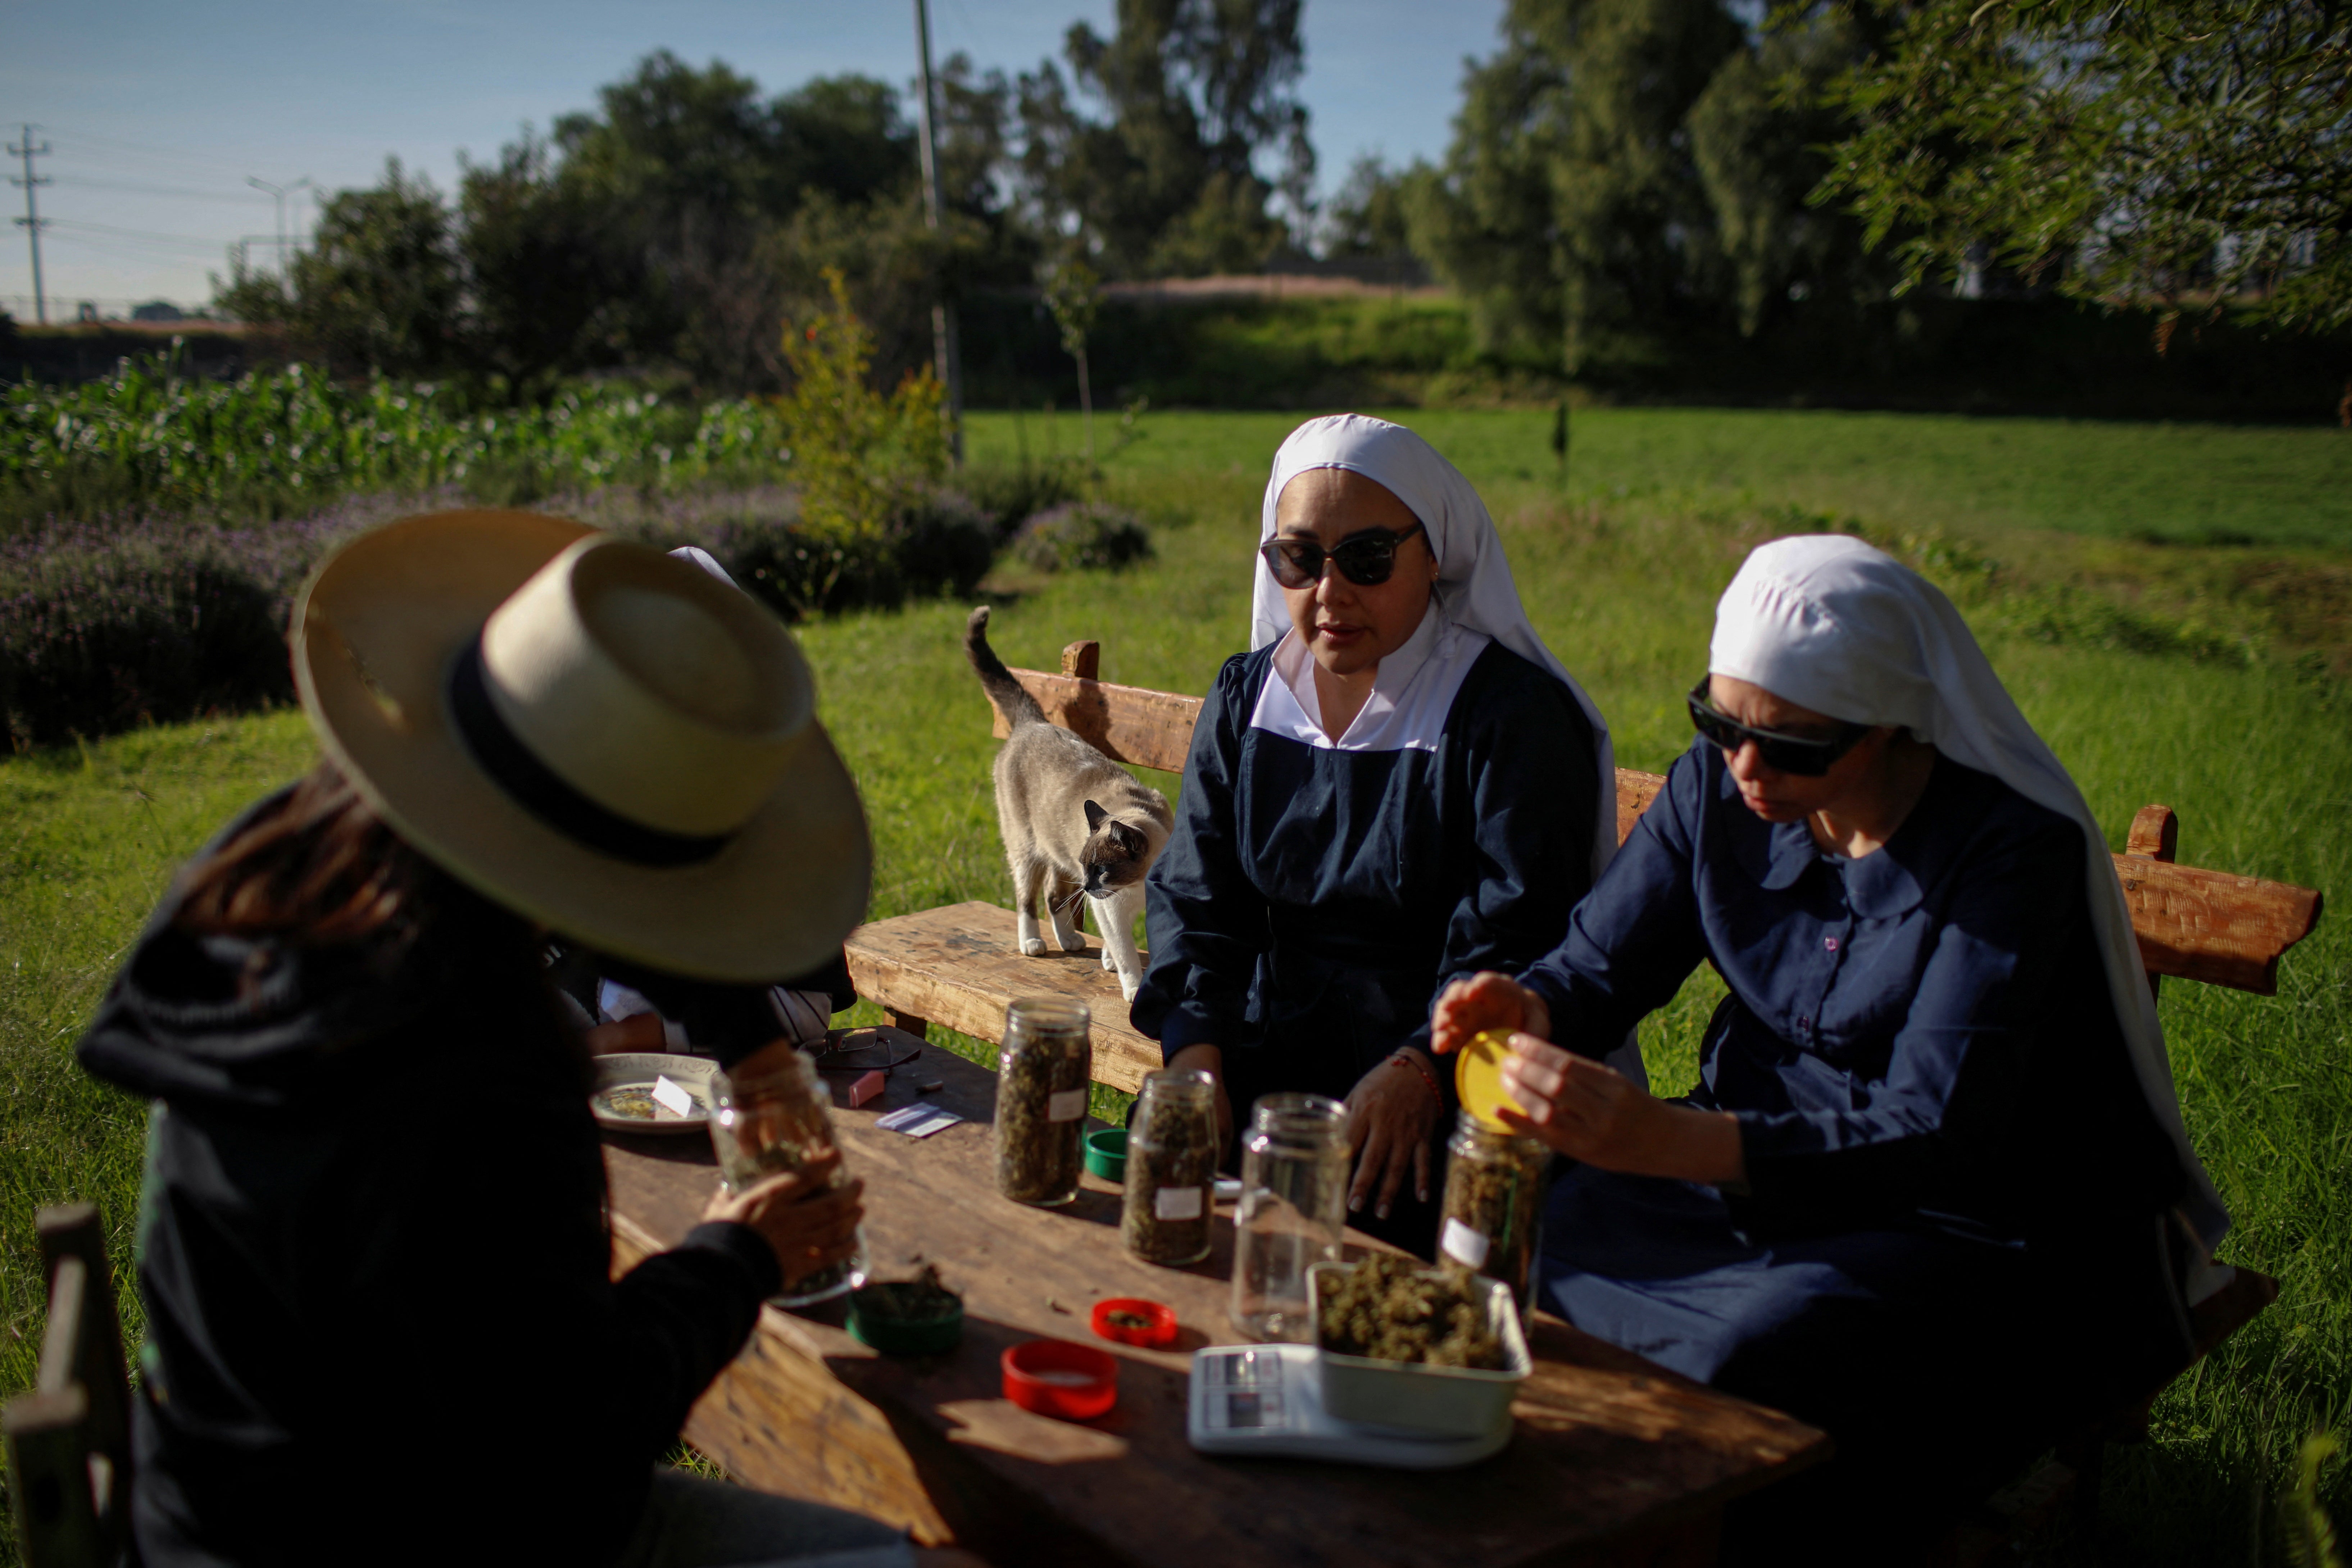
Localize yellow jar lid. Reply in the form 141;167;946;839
1453;1028;1520;1132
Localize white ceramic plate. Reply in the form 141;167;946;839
590;1052;720;1136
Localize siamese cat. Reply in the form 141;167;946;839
964;606;1172;1001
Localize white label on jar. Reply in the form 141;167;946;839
1048;1088;1086;1122
1155;1185;1205;1221
1440;1218;1491;1270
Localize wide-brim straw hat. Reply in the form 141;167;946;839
291;509;871;981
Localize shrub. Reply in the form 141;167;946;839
716;487;994;618
1012;501;1154;574
0;517;347;749
958;459;1087;541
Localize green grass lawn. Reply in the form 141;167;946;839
3;410;2347;1563
972;406;2352;550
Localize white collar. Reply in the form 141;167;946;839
1249;603;1490;753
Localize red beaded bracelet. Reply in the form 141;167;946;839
1388;1050;1440;1102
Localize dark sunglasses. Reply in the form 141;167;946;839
1259;522;1427;589
1686;678;1871;777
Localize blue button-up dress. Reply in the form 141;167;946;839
1520;738;2190;1532
1132;634;1601;1251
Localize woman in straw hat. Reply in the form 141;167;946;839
1432;535;2228;1553
76;512;946;1567
1131;414;1626;1257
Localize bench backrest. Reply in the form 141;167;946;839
989;641;2323;997
4;1204;133;1568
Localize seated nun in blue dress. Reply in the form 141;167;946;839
1432;535;2233;1553
1131;414;1628;1255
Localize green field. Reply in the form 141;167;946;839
973;405;2352;549
3;409;2346;1563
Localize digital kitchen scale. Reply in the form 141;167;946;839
1185;1345;1511;1469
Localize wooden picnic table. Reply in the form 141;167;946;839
603;1044;1828;1568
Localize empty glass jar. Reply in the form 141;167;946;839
1229;1093;1350;1342
994;996;1093;1206
707;1048;866;1306
1437;1109;1552;1317
1122;1069;1219;1265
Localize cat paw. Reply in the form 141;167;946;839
1020;937;1048;957
1059;930;1089;954
1101;947;1117;971
1118;973;1142;1003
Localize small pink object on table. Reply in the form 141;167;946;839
845;1070;888;1108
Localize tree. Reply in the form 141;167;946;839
1013;0;1313;276
1814;0;2352;335
1409;0;1887;370
217;159;462;377
1410;0;1747;371
459;132;638;392
1040;253;1103;461
1321;155;1418;262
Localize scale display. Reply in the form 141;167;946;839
1186;1345;1511;1469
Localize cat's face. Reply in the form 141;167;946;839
1081;800;1156;896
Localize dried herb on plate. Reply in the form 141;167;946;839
1316;1253;1508;1371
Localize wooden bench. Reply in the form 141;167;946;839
839;634;2324;1550
4;1204;135;1568
845;635;2324;1068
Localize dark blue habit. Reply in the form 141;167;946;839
1520;737;2197;1544
1131;638;1600;1253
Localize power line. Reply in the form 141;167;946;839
10;122;51;325
51;175;276;206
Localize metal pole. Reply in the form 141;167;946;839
912;0;964;462
10;124;52;326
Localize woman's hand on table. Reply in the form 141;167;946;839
701;1149;866;1291
1343;1050;1441;1221
1495;1039;1745;1186
1165;1044;1234;1146
1429;971;1552;1058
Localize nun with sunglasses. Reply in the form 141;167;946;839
1131;414;1625;1257
1432;536;2228;1555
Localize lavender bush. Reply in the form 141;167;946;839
1012;500;1154;574
0;484;999;750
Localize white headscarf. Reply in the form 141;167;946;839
1254;414;1619;890
1709;535;2230;1274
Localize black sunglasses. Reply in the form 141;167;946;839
1259;522;1427;589
1686;678;1871;777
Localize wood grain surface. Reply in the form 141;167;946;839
604;1048;1828;1568
843;902;1164;1092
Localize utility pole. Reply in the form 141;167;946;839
912;0;965;463
246;176;313;270
9;124;52;326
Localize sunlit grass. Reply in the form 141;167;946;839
3;415;2345;1564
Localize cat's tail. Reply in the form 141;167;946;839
964;606;1048;729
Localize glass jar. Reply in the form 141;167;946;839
1229;1093;1349;1342
1437;1109;1552;1316
1121;1069;1218;1265
994;996;1093;1206
707;1049;866;1307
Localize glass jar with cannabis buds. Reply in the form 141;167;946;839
994;996;1093;1206
1122;1069;1218;1265
1436;1109;1551;1315
708;1048;866;1306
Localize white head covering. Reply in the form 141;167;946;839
1254;414;1619;889
1709;534;2230;1271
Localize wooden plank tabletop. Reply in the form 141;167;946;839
842;902;1164;1093
604;1045;1828;1568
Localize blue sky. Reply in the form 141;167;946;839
0;0;1506;316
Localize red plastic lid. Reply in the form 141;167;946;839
1090;1297;1178;1348
1002;1339;1118;1421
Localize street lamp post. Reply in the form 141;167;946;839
245;176;313;269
